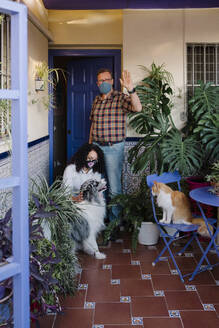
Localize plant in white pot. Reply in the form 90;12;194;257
104;176;160;252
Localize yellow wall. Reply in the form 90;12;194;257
48;10;122;46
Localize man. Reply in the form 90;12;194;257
89;68;142;222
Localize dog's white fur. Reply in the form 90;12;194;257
76;179;107;259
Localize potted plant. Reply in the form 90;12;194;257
30;61;67;110
127;64;219;219
206;161;219;196
34;61;66;91
128;63;203;177
0;177;82;326
104;176;160;252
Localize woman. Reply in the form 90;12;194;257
63;143;105;202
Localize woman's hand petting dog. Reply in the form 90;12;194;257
72;192;83;203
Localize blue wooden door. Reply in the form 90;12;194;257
67;57;115;159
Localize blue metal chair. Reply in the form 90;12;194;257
146;171;211;283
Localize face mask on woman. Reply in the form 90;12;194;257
85;159;97;169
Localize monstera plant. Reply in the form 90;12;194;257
128;63;219;177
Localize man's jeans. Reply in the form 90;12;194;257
95;141;125;221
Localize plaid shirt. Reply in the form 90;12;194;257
90;90;132;142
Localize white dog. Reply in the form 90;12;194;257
71;179;107;260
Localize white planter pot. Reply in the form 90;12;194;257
138;222;160;246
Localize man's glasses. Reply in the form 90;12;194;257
98;78;112;83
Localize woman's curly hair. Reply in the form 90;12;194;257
68;142;105;174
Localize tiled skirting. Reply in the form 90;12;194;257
122;140;150;194
0;138;49;215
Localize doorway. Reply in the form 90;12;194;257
48;49;121;183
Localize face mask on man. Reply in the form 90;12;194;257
98;81;112;94
85;160;97;169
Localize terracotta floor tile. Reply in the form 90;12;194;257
211;264;219;280
165;291;203;310
80;268;111;285
131;296;168;317
104;326;139;328
152;274;186;291
141;260;171;274
196;285;219;303
132;249;159;262
78;253;105;269
214;304;219;316
34;232;219;328
120;278;153;297
180;310;219;328
60;290;86;308
143;317;183;328
94;302;131;325
86;282;120;302
183;269;216;285
54;308;93;328
169;256;198;270
104;253;131;265
112;264;141;280
31;315;55;328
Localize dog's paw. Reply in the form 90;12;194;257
95;251;106;259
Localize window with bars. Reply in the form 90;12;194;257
0;13;11;139
187;43;219;101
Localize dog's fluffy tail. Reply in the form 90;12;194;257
191;217;213;237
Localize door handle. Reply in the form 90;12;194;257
67;130;71;134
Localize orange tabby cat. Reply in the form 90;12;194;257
152;181;213;237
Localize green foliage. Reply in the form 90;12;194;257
206;160;219;183
29;177;81;296
104;177;155;252
161;129;203;176
30;61;67;110
35;61;66;89
128;64;219;177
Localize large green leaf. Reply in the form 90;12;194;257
189;81;219;121
161;129;203;176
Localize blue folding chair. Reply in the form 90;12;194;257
146;171;212;283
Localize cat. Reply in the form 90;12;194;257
151;181;213;237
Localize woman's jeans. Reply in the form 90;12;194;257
94;141;125;221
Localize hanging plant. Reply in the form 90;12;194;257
34;61;66;91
